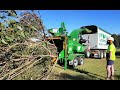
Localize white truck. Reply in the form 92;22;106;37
80;25;111;59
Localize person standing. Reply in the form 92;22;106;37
106;36;116;80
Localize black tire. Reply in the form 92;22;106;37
99;50;103;59
85;50;90;58
77;57;84;65
73;58;78;67
103;50;106;58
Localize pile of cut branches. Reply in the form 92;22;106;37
0;10;57;80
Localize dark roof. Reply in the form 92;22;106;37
81;25;112;35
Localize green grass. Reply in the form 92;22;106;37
49;57;120;80
116;48;120;52
114;57;120;79
9;57;120;80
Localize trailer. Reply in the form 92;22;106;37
80;25;111;59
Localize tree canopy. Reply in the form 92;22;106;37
112;34;120;48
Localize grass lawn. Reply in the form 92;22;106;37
116;48;120;52
49;57;120;80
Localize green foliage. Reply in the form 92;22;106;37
0;10;53;80
0;10;43;46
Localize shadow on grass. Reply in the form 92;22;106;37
115;75;120;80
66;67;105;80
55;63;105;80
59;73;92;80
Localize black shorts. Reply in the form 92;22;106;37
107;60;114;65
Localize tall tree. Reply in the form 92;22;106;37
117;34;120;48
112;34;119;48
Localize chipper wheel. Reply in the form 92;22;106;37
77;56;84;65
69;56;84;68
73;58;79;67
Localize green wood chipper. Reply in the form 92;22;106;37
46;22;92;70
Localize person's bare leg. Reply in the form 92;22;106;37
111;65;114;76
111;65;114;80
106;65;111;80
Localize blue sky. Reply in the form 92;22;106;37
1;10;119;35
39;10;120;35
